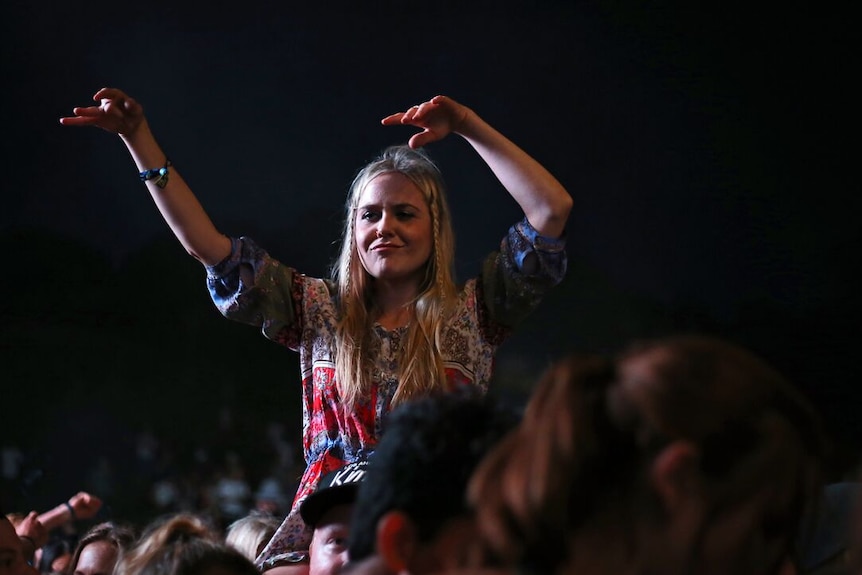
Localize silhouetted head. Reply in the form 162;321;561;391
471;335;827;575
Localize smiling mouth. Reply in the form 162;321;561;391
372;243;402;251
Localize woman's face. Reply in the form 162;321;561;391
73;541;118;575
354;172;433;292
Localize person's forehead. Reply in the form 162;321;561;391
358;173;424;205
77;540;118;564
314;503;355;530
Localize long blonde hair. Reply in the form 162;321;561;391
332;145;457;408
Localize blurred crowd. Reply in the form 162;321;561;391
2;416;304;535
3;335;862;575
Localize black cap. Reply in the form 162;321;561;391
299;460;369;527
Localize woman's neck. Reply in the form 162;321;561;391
372;280;419;329
374;304;412;330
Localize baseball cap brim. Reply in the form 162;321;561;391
299;483;362;526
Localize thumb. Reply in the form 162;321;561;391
408;130;438;149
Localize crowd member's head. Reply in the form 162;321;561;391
224;512;280;563
1;515;36;575
345;390;519;575
259;461;368;575
5;512;46;566
1;514;42;575
470;335;827;575
116;513;258;575
65;522;135;575
300;460;368;575
333;144;458;409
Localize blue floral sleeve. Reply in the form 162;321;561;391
480;217;567;327
205;236;299;340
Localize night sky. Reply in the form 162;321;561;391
2;1;859;504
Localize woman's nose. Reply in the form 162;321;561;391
376;212;394;237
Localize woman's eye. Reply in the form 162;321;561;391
361;211;379;221
397;211;415;219
327;537;348;551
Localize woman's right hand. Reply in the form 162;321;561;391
60;87;145;136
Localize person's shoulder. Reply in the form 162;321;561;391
296;276;339;310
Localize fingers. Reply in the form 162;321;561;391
380;106;422;125
93;87;127;101
405;100;440;123
61;88;143;134
381;96;457;148
402;104;423;123
59;116;95;126
75;105;104;117
381;100;439;125
59;106;103;126
380;112;405;126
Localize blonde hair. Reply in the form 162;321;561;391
224;512;280;562
332;145;457;408
116;513;258;575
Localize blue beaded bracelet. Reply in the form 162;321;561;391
139;158;172;189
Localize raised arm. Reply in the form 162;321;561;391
381;95;572;238
36;492;102;532
60;88;232;266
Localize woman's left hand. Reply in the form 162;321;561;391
381;95;470;149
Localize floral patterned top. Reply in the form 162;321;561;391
205;217;566;566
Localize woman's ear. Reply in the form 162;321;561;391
650;440;702;514
376;511;418;574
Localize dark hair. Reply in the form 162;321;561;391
347;389;519;560
470;335;828;574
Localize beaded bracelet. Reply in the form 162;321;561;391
139;158;172;189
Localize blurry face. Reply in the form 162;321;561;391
0;519;30;575
309;504;353;575
355;173;433;292
73;541;118;575
412;516;483;574
50;552;72;575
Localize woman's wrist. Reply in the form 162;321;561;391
64;500;78;522
120;118;154;148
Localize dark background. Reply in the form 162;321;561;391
2;1;859;515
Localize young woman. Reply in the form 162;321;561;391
65;522;135;575
60;89;572;569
